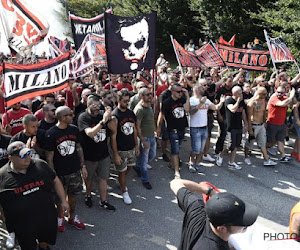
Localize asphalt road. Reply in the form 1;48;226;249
1;125;300;249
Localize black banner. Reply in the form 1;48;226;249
105;13;156;74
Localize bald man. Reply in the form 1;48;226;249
245;87;277;166
45;106;87;232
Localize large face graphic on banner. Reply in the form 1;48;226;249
120;18;149;70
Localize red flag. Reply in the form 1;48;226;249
218;35;236;46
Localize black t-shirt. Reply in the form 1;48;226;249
0;159;57;232
159;89;172;104
215;87;233;116
177;188;229;250
161;97;188;131
74;102;87;126
38;119;57;132
45;125;81;176
31;99;42;113
0;134;11;168
243;92;253;101
10;130;44;145
225;97;246;131
204;83;216;114
111;108;136;151
77;109;109;161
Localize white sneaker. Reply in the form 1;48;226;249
122;192;132;205
203;154;215;162
216;154;223;167
264;159;277;167
244;158;252;165
228;162;242;170
174;172;181;179
6;232;15;249
147;164;152;169
82;182;86;193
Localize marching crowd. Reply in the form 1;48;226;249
0;52;300;249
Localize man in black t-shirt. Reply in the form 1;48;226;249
216;86;247;170
157;83;190;179
38;104;57;132
170;179;259;250
0;141;68;250
109;90;139;205
77;95;115;210
45;106;87;232
215;77;234;154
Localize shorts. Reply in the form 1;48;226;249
58;170;82;195
207;112;214;137
292;117;300;138
190;127;208;154
245;124;267;149
85;156;111;181
266;123;286;142
168;129;185;155
161;120;169;141
114;149;136;172
226;129;242;151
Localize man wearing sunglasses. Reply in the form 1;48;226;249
116;74;133;91
266;85;296;163
0;141;69;250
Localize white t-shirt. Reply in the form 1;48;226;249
189;96;212;127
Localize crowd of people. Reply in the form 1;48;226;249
0;51;300;249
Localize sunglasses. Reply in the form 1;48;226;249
202;84;208;87
144;93;152;96
122;99;130;103
122;76;128;78
50;109;56;112
175;90;183;93
277;91;285;94
20;150;31;159
91;104;101;108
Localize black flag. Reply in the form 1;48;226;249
105;13;156;74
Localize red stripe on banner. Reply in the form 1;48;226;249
218;44;270;55
14;0;47;30
224;62;268;71
69;13;105;22
5;83;69;107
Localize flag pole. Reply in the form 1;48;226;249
264;29;278;77
170;35;183;73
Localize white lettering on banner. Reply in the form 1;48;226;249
4;60;69;98
74;22;104;35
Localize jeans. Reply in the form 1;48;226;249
168;129;185;155
135;136;157;182
190;127;208;154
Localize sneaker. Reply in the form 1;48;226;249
291;152;298;159
244;158;252;165
57;217;65;232
216;154;223;167
85;196;93;208
122;192;132;205
68;215;85;230
107;184;113;192
202;154;215;162
228;162;242;170
174;173;181;179
267;147;277;156
188;163;196;173
264;159;277;167
99;200;116;211
162;154;170;162
6;232;15;249
147;164;152;169
279;156;292;163
142;182;152;190
195;164;205;173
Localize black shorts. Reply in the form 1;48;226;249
15;208;57;249
226;129;242;151
207;112;214;137
266;123;286;142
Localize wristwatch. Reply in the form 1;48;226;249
99;120;106;126
206;186;213;196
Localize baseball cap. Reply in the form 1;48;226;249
205;192;259;227
7;141;31;157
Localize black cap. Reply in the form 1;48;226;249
7;141;31;157
205;192;259;227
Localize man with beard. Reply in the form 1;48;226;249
116;74;133;91
38;104;57;132
2;102;31;136
109;90;139;205
266;86;295;162
77;95;115;210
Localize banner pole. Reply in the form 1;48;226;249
263;29;278;77
170;35;183;73
294;60;300;74
153;69;156;112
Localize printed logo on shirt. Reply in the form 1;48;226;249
93;129;106;143
57;140;76;156
10;117;23;128
172;107;185;119
121;122;134;135
14;180;44;195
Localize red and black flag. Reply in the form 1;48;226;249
218;35;236;46
3;53;70;107
90;34;107;68
105;12;156;74
217;44;270;71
